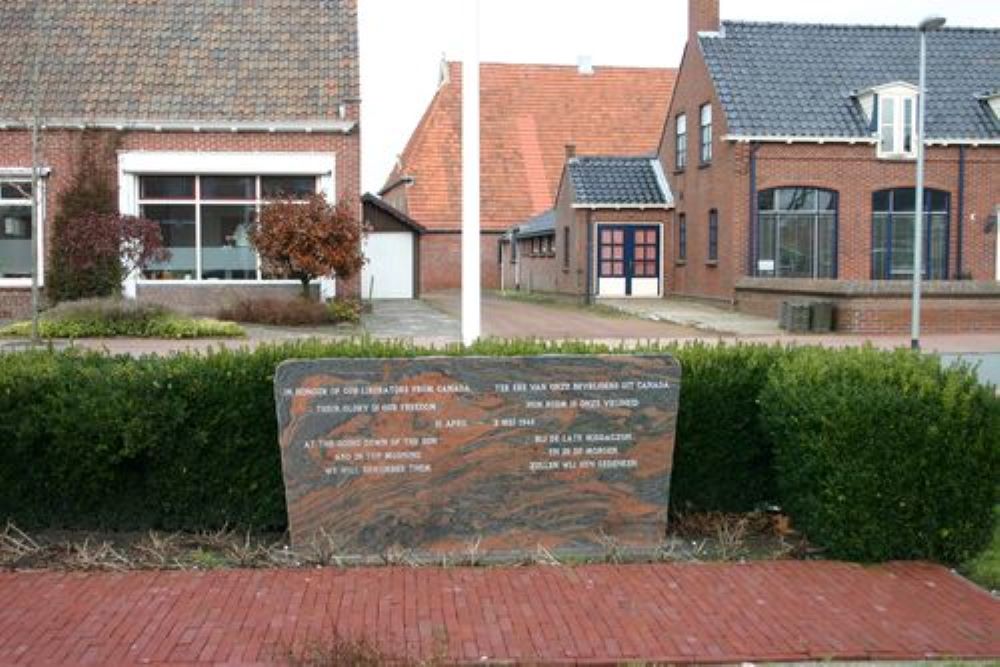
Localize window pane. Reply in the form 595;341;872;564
757;213;776;275
0;182;31;200
777;214;814;278
201;205;257;279
890;213;915;277
778;187;816;211
894;188;915;212
928;190;949;212
872;190;891;212
201;176;254;200
262;176;315;200
758;189;776;211
141;205;196;279
817;213;836;278
872;213;890;279
700;104;711;124
903;98;914;153
817;190;835;212
140;176;194;200
929;212;948;279
676;114;686;133
0;205;32;277
880;97;896;153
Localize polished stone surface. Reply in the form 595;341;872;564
275;355;680;561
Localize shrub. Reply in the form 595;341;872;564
218;297;330;326
670;343;784;512
761;347;999;563
327;298;362;324
47;213;167;303
251;196;366;299
0;298;243;338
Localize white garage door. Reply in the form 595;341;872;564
362;232;414;299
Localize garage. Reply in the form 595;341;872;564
361;194;424;299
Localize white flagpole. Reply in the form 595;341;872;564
461;0;482;346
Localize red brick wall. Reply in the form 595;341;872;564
659;38;1000;307
0;123;362;311
737;289;1000;334
419;232;503;292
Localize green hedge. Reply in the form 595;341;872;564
761;347;999;563
0;340;995;564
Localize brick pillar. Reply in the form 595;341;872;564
688;0;720;43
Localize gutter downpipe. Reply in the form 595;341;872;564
956;145;965;279
585;210;594;305
748;142;761;281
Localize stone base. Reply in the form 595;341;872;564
735;278;1000;334
0;289;32;320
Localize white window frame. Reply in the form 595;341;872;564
699;103;712;164
675;113;687;170
117;152;335;287
0;169;46;288
877;93;918;159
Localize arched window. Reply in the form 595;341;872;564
872;188;949;280
755;187;837;278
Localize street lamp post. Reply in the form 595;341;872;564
911;15;946;351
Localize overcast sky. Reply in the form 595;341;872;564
358;0;1000;192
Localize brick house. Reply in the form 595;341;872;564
659;0;1000;332
500;154;672;298
0;0;360;318
379;61;676;292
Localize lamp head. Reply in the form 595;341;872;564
918;15;946;32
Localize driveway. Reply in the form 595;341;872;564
423;291;704;341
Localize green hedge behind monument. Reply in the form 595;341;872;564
0;340;995;563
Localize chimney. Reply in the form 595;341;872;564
688;0;719;43
565;144;576;159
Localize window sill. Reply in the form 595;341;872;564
698;162;712;169
876;153;917;161
675;260;687;267
705;259;718;267
673;168;686;175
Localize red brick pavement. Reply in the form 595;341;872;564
0;561;997;665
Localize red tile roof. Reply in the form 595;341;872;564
382;62;676;231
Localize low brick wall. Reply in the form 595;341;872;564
735;278;1000;334
0;289;32;320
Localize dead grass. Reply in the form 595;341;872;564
1;512;805;572
283;630;448;667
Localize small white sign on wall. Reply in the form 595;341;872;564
757;259;775;272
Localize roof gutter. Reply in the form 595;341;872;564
0;118;356;134
724;134;1000;147
572;203;673;210
378;175;415;197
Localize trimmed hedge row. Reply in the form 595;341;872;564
0;340;995;562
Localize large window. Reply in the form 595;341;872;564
699;103;712;164
756;187;837;278
138;174;316;281
0;180;34;279
675;114;687;170
872;188;949;280
877;94;917;158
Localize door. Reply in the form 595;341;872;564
362;232;414;299
597;225;660;297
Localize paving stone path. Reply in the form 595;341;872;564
0;561;997;665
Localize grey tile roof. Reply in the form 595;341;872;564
700;21;1000;140
515;209;556;238
0;0;358;123
567;157;671;206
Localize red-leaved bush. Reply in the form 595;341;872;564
48;213;168;303
251;195;366;299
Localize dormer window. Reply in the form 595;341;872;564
878;93;916;158
855;82;919;160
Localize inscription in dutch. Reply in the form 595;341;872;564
275;355;681;561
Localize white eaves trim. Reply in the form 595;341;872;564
119;151;336;177
724;134;1000;147
0;167;51;177
650;159;674;206
0;118;356;134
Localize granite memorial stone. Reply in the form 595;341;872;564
274;355;680;561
